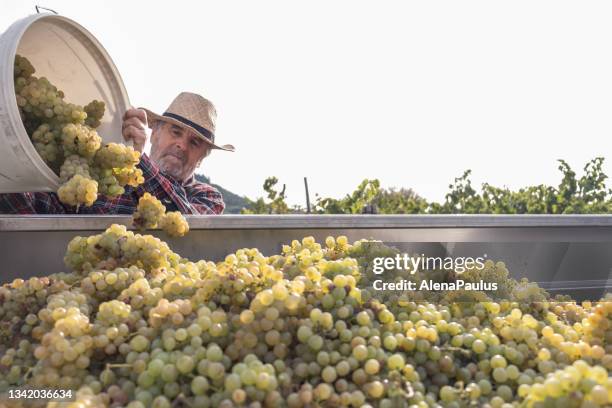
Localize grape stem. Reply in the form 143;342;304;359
174;394;193;407
22;366;33;381
105;363;133;369
440;346;473;357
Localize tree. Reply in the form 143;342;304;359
314;179;381;214
428;158;612;214
242;177;299;214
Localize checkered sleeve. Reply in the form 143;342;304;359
0;193;36;214
187;185;226;215
0;192;69;214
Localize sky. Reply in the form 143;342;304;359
2;1;611;206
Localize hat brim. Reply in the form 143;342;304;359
140;108;235;152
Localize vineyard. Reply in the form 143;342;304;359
242;158;612;215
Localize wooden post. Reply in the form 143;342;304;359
304;177;311;214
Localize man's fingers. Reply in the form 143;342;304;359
122;108;148;153
123;125;145;140
123;108;147;124
123;125;146;153
122;108;137;121
132;108;147;124
122;116;146;131
123;126;141;143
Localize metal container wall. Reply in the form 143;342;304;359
0;215;610;299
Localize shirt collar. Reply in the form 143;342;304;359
182;175;197;188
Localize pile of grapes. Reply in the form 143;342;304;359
0;226;610;408
14;55;144;207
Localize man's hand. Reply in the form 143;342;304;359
122;108;148;153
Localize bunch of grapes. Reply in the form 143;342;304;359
14;62;86;133
60;155;92;184
31;123;63;171
133;194;190;237
0;231;610;408
13;55;144;208
13;54;35;78
90;143;144;197
63;224;181;273
518;360;610;407
94;143;140;170
133;193;167;229
61;123;101;159
159;211;190;237
583;298;612;348
114;167;144;188
57;174;98;207
84;100;105;128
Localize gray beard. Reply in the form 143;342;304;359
156;156;184;181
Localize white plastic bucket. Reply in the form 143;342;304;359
0;13;130;192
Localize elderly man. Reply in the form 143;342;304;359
0;92;234;214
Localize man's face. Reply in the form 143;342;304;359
149;122;210;182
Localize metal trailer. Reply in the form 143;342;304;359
0;215;611;300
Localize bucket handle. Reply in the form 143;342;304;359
35;6;59;14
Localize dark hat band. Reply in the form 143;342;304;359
163;112;214;142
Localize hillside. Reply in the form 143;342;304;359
194;174;249;214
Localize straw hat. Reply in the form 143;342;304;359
140;92;235;152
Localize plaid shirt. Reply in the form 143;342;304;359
0;154;225;215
